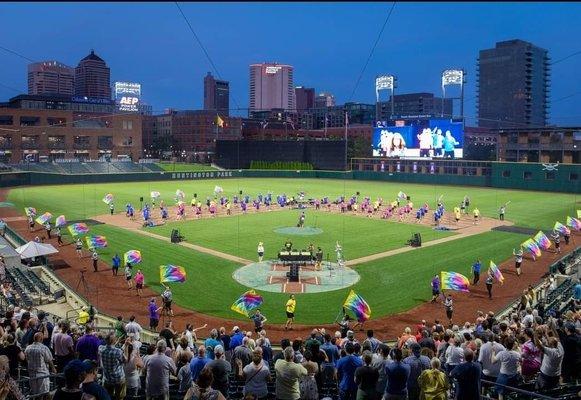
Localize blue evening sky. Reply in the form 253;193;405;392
0;2;580;125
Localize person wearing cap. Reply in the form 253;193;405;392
80;359;110;400
257;242;265;262
206;345;231;397
142;340;176;399
53;359;87;400
403;343;431;400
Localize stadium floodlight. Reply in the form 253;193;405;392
441;69;466;118
375;75;397;120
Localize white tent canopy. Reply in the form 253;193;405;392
14;241;59;259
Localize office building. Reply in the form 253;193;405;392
203;72;230;116
27;61;74;96
496;126;580;163
377;92;452;120
314;92;335;109
249;63;295;113
74;50;111;100
295;86;315;112
477;39;550;128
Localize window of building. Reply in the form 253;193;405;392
48;136;66;148
47;117;67;126
502;170;511;178
98;136;113;149
73;136;91;149
0;136;12;148
0;116;13;126
122;136;133;146
523;171;532;180
21;135;39;148
123;120;133;130
20;116;40;127
549;132;563;144
545;171;555;180
569;172;578;181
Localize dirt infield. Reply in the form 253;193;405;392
1;188;579;343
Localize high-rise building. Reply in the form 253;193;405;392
74;50;111;100
376;92;452;120
314;92;335;109
27;61;74;96
203;72;230;116
249;63;295;113
295;86;315;112
477;39;550;128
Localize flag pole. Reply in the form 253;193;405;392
344;110;349;171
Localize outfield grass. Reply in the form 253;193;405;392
8;178;576;229
76;225;527;324
156;163;218;172
148;210;454;261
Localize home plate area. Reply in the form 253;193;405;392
233;260;359;293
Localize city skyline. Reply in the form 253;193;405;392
0;2;580;125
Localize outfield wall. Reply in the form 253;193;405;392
1;162;579;193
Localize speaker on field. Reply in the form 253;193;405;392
414;233;422;246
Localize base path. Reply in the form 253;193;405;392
347;217;513;266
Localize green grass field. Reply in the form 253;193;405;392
6;177;575;323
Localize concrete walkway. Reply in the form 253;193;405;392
346;219;514;266
133;229;253;265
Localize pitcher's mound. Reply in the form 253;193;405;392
273;226;323;236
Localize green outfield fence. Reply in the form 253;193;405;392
1;160;580;193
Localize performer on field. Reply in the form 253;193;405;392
284;295;296;331
297;212;306;228
431;274;442;303
315;247;323;271
513;248;524;276
551;230;561;254
251;309;267;333
472;207;480;225
257;242;264;262
161;284;174;317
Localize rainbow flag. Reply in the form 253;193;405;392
55;215;66;227
343;290;371;322
160;265;186;283
35;212;52;225
151;191;161;199
554;221;571;235
102;193;114;205
533;231;552;250
24;207;37;217
124;250;142;265
488;261;504;284
521;238;542;258
68;223;89;236
231;290;263;317
440;271;470;293
85;235;108;249
566;216;580;231
175;189;185;201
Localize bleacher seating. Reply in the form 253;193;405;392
10;161;165;174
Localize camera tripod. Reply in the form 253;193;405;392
76;269;91;293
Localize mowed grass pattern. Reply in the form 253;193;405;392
8;177;576;229
73;226;526;324
148;210;453;261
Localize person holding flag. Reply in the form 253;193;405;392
485;270;494;299
56;227;63;246
284;294;296;331
551;230;561;254
44;221;52;239
513;248;524;276
444;294;454;326
499;205;506;221
161;284;174;318
251;309;267;333
91;250;99;272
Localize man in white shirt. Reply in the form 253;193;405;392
478;333;505;380
125;315;142;341
535;333;564;390
522;308;534;328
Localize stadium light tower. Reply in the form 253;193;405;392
375;75;397;121
441;69;466;118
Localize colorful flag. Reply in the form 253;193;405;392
35;212;52;225
231;290;263;317
68;223;89;236
175;190;185;201
160;265;187;283
440;271;470;293
85;235;108;249
533;231;552;250
24;207;37;217
150;191;161;199
124;250;142;265
216;115;224;128
55;215;66;227
488;261;504;284
521;238;542;258
554;221;571;235
566;216;580;231
397;191;408;200
343;290;371;322
102;193;114;205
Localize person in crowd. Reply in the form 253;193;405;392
98;333;126;400
76;325;101;362
371;343;391;397
321;333;341;366
478;332;505;386
52;359;87;400
159;321;176;350
207;345;231;397
190;345;210;382
232;336;253;372
25;332;55;398
450;349;481;400
81;359;111;400
520;327;541;381
354;350;378;400
123;339;143;397
125;315;142;342
403;343;431;400
142;339;176;400
184;366;226;400
237;347;271;400
491;336;521;400
561;322;581;383
274;346;307;400
384;348;410;400
0;334;25;378
204;328;222;360
417;357;449;400
534;325;564;391
0;355;25;400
